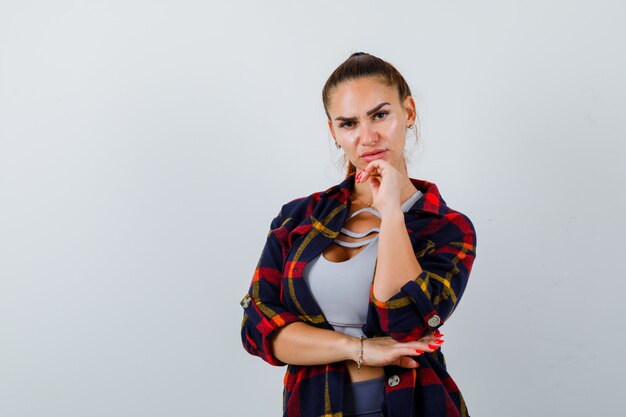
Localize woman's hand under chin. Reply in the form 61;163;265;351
356;160;407;217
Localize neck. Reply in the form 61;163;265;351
352;179;372;200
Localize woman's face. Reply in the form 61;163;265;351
327;76;416;173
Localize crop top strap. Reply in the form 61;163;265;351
332;235;379;248
333;188;424;248
348;207;382;219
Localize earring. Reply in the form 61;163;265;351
408;124;418;138
335;141;341;149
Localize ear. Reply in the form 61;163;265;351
327;119;337;140
403;95;417;126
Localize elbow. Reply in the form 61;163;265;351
240;315;289;367
267;326;290;366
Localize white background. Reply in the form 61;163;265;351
1;1;625;416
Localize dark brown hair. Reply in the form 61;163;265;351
322;52;417;178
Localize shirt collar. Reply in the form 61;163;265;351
319;172;448;217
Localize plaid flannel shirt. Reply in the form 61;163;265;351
240;173;477;417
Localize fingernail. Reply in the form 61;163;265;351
428;344;439;349
415;349;424;354
434;340;444;344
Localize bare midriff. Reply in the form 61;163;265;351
345;360;385;382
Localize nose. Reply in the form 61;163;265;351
359;122;379;145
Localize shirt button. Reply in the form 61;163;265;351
427;315;441;327
241;295;252;308
387;375;400;387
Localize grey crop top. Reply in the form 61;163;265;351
303;188;424;338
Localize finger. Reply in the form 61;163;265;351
414;340;442;352
419;332;444;344
396;356;420;369
358;166;379;183
363;159;389;176
368;176;381;193
431;332;445;345
364;159;389;172
397;338;433;352
418;335;436;343
404;345;426;356
356;169;373;183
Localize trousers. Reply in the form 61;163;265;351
342;376;385;416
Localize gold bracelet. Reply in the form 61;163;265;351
357;336;365;373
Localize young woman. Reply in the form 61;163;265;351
240;52;477;417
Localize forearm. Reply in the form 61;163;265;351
270;322;359;365
373;208;422;301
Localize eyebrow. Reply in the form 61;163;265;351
334;102;390;122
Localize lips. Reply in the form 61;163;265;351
361;149;387;161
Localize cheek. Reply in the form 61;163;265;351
387;117;401;132
339;130;358;146
388;119;407;142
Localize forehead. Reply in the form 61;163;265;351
328;77;399;114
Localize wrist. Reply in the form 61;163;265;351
357;336;365;371
380;206;405;223
341;334;361;363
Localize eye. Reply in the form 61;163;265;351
373;111;388;120
339;121;355;128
